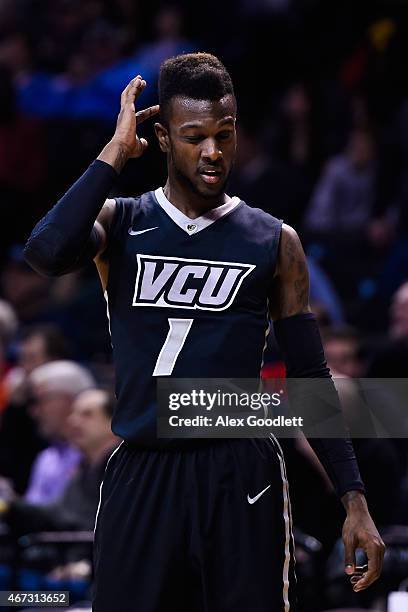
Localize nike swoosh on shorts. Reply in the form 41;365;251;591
247;484;271;504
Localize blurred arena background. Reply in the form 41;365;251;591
0;0;408;610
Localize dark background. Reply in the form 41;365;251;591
1;1;408;609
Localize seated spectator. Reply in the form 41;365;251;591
17;5;196;121
0;388;119;535
323;326;402;527
322;326;364;378
0;300;18;414
303;127;383;305
0;325;70;493
308;257;345;326
5;324;70;404
24;360;95;505
304;127;377;235
0;247;52;324
368;281;408;377
228;121;313;229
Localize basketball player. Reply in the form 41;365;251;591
24;53;384;611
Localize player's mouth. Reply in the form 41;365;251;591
199;167;223;184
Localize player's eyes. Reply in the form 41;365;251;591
184;135;203;143
183;132;233;144
217;131;233;140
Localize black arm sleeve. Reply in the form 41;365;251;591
23;160;118;276
274;312;365;498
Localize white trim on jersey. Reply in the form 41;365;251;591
94;440;124;534
269;434;296;612
154;187;241;234
103;290;112;345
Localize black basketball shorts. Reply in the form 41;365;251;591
93;436;297;612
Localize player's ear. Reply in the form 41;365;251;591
154;123;170;153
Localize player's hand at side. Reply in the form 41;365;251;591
111;76;159;159
342;496;385;592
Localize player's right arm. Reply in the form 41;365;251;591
23;76;159;276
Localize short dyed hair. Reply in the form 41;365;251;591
158;52;235;125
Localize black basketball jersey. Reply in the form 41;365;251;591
105;188;282;446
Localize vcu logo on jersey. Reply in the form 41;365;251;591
133;254;255;311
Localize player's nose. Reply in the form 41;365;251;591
201;138;222;162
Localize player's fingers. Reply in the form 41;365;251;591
121;76;145;105
352;542;383;591
120;75;141;101
343;539;356;575
129;138;148;159
350;564;368;584
135;105;160;124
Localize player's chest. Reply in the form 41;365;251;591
110;228;273;312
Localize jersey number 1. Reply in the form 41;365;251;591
153;318;194;376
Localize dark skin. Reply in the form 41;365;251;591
93;76;385;591
155;95;237;216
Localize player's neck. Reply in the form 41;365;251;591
163;180;229;219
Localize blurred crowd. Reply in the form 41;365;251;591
0;0;408;609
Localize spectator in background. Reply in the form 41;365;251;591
229;122;309;226
17;4;196;121
23;360;95;505
0;0;19;31
0;244;112;363
0;324;70;494
0;32;31;79
372;97;408;300
20;325;68;370
33;0;88;74
303;126;381;306
304;126;377;236
276;83;316;168
5;324;70;404
0;299;18;413
84;4;196;120
0;388;119;536
268;82;323;227
0;66;46;256
229;124;280;210
323;326;364;378
308;258;344;326
322;326;402;527
0;246;52;324
368;281;408;378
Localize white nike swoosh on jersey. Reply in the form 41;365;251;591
247;484;271;505
128;226;159;236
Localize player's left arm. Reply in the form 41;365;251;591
269;224;310;320
270;224;385;592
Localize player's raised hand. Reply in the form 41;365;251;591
98;76;159;171
113;76;159;158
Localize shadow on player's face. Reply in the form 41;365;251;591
157;95;237;200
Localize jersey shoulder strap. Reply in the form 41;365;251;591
109;195;142;243
238;201;283;275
